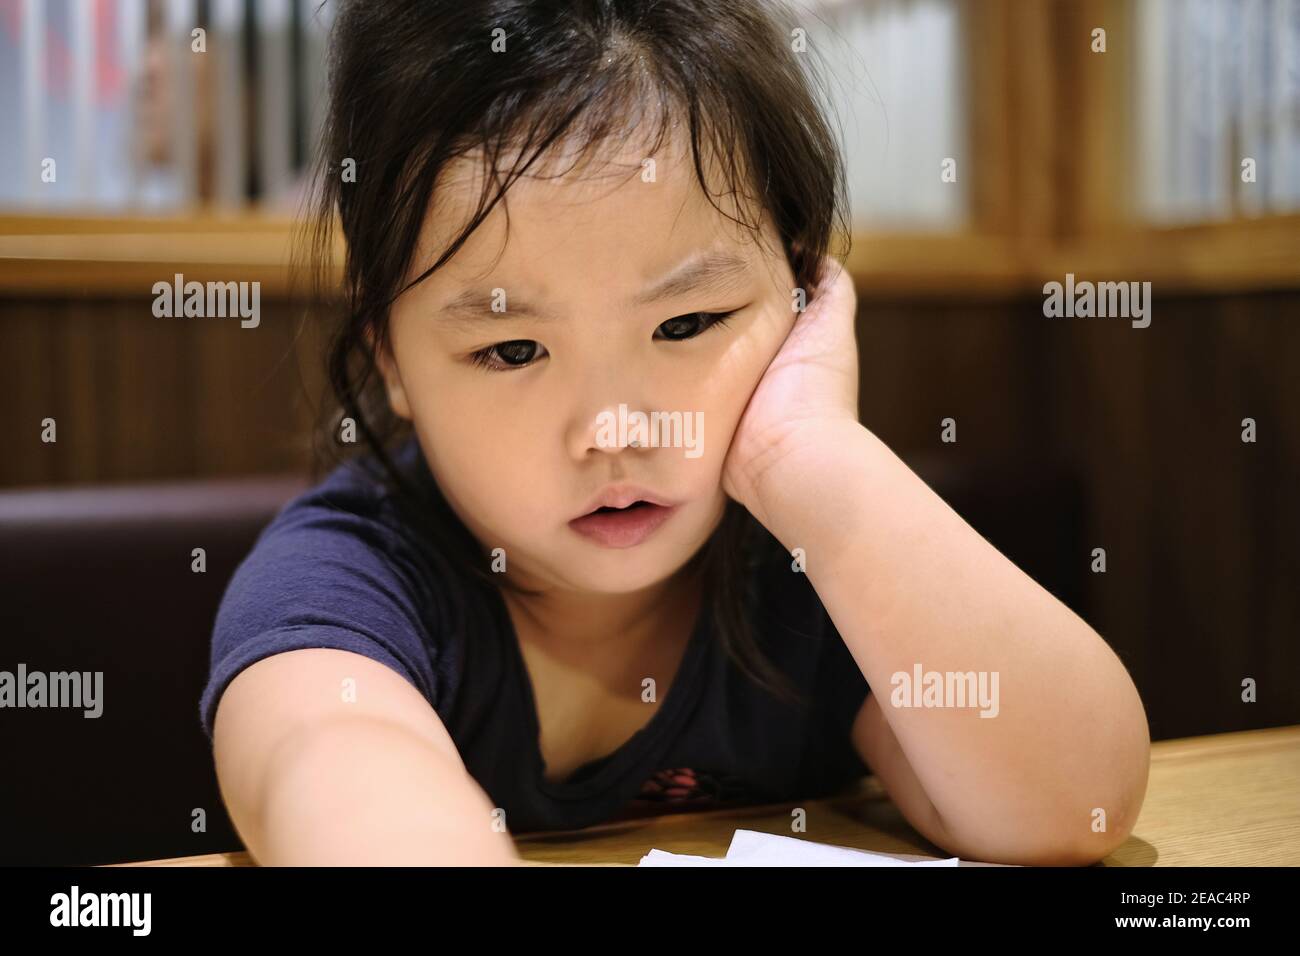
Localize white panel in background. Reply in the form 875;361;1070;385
1200;0;1228;219
909;0;962;226
1238;0;1268;217
0;5;23;205
213;0;246;209
300;0;334;179
86;0;137;209
118;0;146;205
1136;0;1170;221
1171;5;1204;222
1138;0;1297;222
881;0;907;223
1269;0;1288;210
1166;5;1190;221
257;0;294;207
1273;0;1300;210
21;0;46;204
833;2;882;232
166;0;198;206
71;0;94;205
809;0;964;231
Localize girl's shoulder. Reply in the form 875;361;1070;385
199;436;467;742
280;435;421;519
255;435;447;561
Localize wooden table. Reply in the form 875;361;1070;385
117;725;1300;867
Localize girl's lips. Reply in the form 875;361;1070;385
567;502;677;549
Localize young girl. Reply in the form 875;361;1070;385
201;0;1149;866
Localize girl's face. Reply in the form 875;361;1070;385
379;134;796;595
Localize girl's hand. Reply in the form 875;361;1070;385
722;257;860;519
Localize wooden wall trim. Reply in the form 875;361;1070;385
1;214;1298;299
0;214;335;298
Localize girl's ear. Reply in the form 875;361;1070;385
367;326;414;421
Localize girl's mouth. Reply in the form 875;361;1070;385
568;500;677;549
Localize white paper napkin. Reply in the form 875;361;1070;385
637;829;960;866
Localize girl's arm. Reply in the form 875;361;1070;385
725;261;1149;865
212;648;519;865
758;421;1150;865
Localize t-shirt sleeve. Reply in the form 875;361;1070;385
197;494;443;743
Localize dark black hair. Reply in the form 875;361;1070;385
303;0;850;708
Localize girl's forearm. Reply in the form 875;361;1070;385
255;716;521;866
748;420;1150;861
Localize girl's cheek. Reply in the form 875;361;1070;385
722;309;785;396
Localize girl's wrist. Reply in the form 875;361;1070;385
734;417;876;545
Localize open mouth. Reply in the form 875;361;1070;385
569;499;676;549
592;500;653;515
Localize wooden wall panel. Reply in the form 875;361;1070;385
0;297;328;486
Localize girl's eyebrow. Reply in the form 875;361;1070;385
434;251;752;327
632;250;752;306
436;291;554;325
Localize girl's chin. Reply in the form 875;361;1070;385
549;561;689;595
504;549;695;595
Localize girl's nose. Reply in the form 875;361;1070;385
570;400;649;461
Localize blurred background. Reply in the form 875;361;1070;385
0;0;1298;862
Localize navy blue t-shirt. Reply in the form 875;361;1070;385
199;438;871;833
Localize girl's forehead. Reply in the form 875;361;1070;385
437;132;709;208
421;137;772;275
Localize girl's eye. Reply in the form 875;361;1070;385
654;310;738;341
468;310;739;370
469;339;546;371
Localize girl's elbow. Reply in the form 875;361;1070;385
991;810;1138;867
1050;764;1154;868
988;765;1149;867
